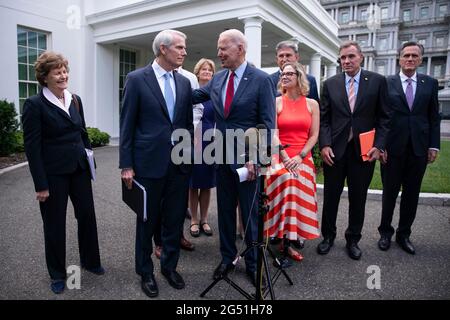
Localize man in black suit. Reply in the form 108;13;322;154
318;41;390;260
268;40;319;102
377;42;440;254
120;29;193;298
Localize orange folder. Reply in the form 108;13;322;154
359;129;375;161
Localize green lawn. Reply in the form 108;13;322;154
316;140;450;193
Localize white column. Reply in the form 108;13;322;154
350;6;353;22
354;5;358;20
395;0;401;18
393;31;398;51
327;63;338;78
240;16;264;68
310;53;322;95
367;56;373;71
427;56;432;75
445;51;450;78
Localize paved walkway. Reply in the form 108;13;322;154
1;146;449;300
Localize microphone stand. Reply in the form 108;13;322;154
200;135;293;300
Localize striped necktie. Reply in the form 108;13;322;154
348;77;356;112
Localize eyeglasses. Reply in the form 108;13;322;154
280;71;298;78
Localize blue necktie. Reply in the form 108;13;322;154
164;72;175;122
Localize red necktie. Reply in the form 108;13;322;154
224;71;235;118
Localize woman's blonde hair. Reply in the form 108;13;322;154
278;61;310;96
193;58;216;80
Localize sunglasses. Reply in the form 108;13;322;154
280;71;298;78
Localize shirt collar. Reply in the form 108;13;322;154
345;68;362;84
152;60;173;79
43;87;72;110
399;71;417;83
231;60;247;79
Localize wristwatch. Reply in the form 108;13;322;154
300;151;307;159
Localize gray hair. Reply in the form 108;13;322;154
275;40;299;53
152;29;187;57
219;29;248;52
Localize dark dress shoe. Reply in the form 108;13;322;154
82;265;105;275
317;238;334;255
180;237;195;251
269;237;281;245
50;280;65;294
378;236;391;251
161;270;185;289
346;242;362;260
246;270;266;288
291;239;305;249
213;263;235;280
141;275;159;298
396;237;415;254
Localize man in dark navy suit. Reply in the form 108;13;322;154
192;29;275;286
378;42;440;255
268;40;319;102
120;29;193;298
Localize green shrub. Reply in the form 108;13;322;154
87;127;110;147
14;131;24;153
312;143;323;174
0;100;20;156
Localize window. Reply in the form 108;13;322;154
420;7;429;19
361;9;368;21
341;11;350;24
438;4;447;17
435;36;445;47
433;65;442;78
356;35;369;47
403;9;411;21
417;61;427;74
119;49;137;113
381;7;389;19
417;38;427;46
378;37;388;50
377;64;386;75
17;27;47;115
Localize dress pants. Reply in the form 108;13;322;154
135;163;189;278
216;165;258;272
379;140;428;239
321;141;375;243
39;165;101;280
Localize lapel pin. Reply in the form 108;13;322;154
364;77;368;81
421;79;425;83
244;77;248;81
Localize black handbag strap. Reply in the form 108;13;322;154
72;94;80;113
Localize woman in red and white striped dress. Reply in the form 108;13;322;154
264;62;320;261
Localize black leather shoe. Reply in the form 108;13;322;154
269;237;281;245
396;237;415;255
346;242;362;260
213;263;235;280
161;270;185;289
141;275;158;298
378;236;391;251
246;270;266;288
50;279;65;294
291;239;305;249
317;238;334;255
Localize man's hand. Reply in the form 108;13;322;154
245;161;256;181
121;168;135;189
367;147;381;162
428;149;438;164
379;150;388;165
321;146;335;166
36;190;49;202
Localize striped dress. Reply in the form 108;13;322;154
264;95;320;241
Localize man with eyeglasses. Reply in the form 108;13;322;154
317;40;390;260
269;40;319;103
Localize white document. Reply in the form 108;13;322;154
236;167;249;182
133;179;147;221
85;148;96;181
